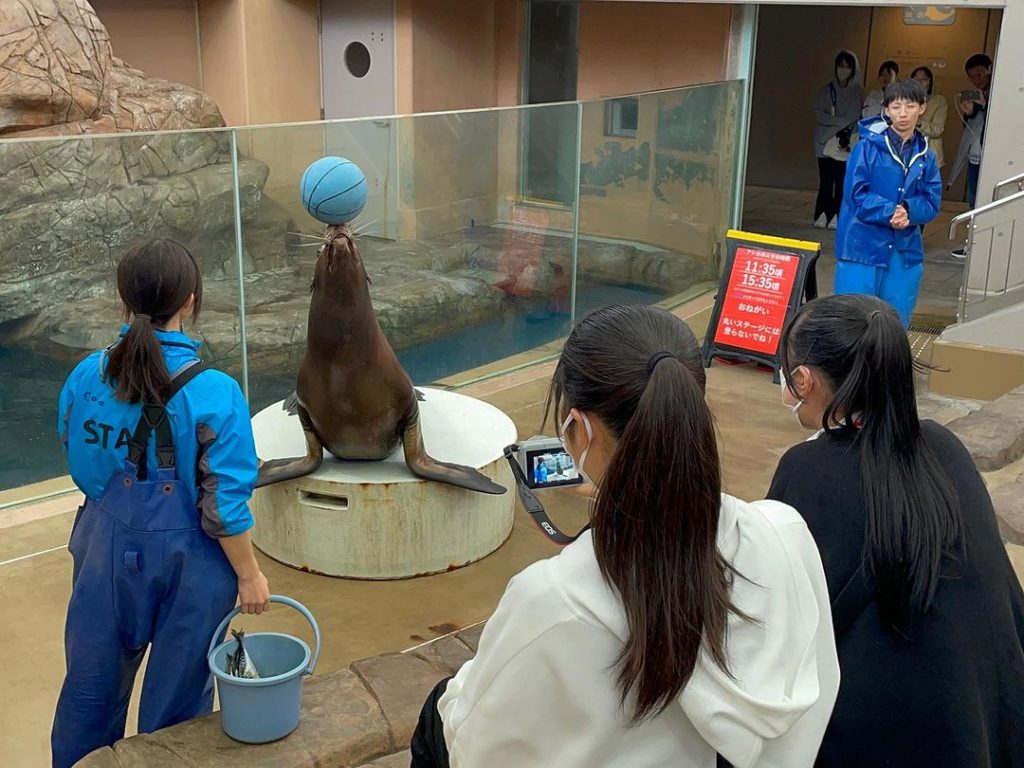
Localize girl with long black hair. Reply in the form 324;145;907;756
411;304;839;767
770;294;1024;766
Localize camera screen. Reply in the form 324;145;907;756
525;448;582;489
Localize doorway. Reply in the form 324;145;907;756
320;0;398;239
745;5;1001;205
521;1;579;205
321;0;395;119
741;4;1002;324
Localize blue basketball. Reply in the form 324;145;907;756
300;156;368;225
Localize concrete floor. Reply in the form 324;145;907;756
3;288;1021;767
743;185;967;325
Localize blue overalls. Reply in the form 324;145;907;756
51;359;243;768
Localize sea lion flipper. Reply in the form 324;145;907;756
282;391;300;416
401;411;506;495
255;405;324;488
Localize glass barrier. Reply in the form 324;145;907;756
0;82;741;493
0;127;245;492
235;101;581;416
576;82;742;313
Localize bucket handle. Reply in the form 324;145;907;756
208;595;321;676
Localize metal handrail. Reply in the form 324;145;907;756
948;187;1024;240
994;172;1024;200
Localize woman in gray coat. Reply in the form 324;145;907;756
813;50;863;230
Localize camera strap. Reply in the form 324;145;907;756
503;444;590;546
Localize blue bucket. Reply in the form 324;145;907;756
207;595;321;744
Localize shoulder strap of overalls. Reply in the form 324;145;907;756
127;360;209;481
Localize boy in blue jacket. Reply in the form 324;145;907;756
834;79;942;327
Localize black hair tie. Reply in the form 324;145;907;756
646;351;675;376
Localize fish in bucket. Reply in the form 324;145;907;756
225;629;261;679
208;595;321;743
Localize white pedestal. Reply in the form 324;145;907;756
250;387;517;579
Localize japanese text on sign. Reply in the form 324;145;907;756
712;246;799;356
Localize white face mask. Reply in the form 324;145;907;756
780;371;804;418
837;67;853;82
561;411;594;480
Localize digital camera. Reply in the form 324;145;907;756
514;436;583;490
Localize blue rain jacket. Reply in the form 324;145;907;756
836;116;942;268
57;328;256;537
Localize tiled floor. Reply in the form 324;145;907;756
742;185;968;325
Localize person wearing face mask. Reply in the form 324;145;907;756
409;304;840;768
769;294;1024;768
813;50;863;230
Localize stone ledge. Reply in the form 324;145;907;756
364;752;412;767
945;386;1024;472
455;622;485;652
351;653;449;749
992;473;1024;546
76;626;486;767
410;633;475;676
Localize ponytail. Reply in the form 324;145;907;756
545;304;743;722
105;313;172;404
595;355;736;720
106;239;203;404
783;296;962;631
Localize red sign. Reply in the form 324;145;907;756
712;246;799;356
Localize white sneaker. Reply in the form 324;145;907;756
814;214;827;229
951;247;967;259
827;218;837;230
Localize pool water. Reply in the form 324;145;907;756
0;282;666;492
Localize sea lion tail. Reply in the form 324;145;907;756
402;412;506;495
255;405;324;488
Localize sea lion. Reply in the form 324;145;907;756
256;227;505;495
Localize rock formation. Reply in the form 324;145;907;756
0;0;297;367
0;0;222;137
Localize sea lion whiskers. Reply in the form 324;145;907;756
323;227;372;285
288;230;328;241
348;218;380;239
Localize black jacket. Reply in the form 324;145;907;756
768;420;1024;767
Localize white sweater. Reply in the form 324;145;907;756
439;495;840;767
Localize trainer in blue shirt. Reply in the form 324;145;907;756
51;240;271;768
